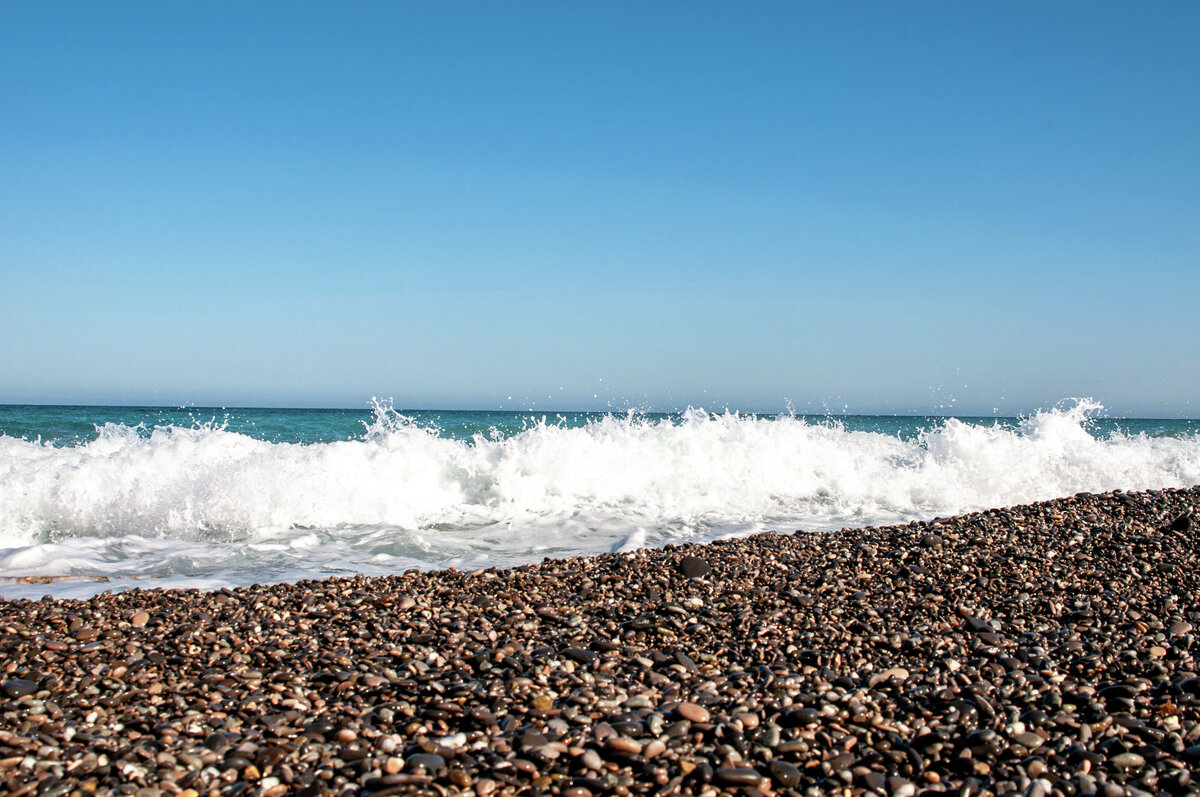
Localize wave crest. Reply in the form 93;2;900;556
0;400;1197;589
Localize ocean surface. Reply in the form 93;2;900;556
1;400;1197;600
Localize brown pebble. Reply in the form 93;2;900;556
605;737;643;756
677;702;710;723
131;611;150;627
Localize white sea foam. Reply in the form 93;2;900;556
1;400;1197;598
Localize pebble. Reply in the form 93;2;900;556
680;555;711;578
581;750;603;771
714;767;764;787
406;753;445;772
564;647;598;664
604;737;643;756
1;680;37;698
1109;752;1146;770
1012;732;1044;750
782;707;820;726
676;701;710;723
768;760;801;788
736;711;759;729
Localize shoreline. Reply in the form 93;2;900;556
2;487;1198;796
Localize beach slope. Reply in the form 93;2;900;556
2;487;1198;796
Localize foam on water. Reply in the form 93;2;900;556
1;399;1197;598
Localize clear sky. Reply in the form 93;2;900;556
1;2;1197;416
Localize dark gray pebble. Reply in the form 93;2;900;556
563;647;598;664
1;679;37;698
715;768;764;787
680;555;711;578
769;760;801;788
406;753;446;772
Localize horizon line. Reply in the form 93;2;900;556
0;400;1196;422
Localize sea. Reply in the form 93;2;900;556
1;399;1197;601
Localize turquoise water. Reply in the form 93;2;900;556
1;400;1197;600
2;403;1195;447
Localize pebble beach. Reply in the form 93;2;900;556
2;486;1198;797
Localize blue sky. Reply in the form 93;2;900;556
1;2;1197;416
